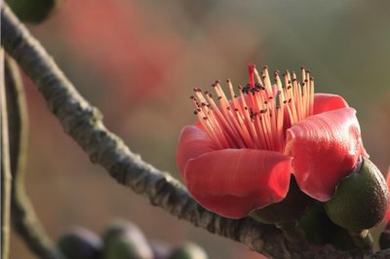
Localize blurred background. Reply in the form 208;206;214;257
9;0;390;258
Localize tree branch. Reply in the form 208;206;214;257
5;55;64;259
1;4;389;258
1;46;12;259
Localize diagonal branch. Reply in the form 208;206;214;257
1;4;389;258
5;55;64;259
0;5;286;258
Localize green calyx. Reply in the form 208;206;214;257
250;178;314;224
325;158;389;232
298;203;364;250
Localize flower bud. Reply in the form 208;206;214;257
7;0;62;24
168;242;208;259
57;227;102;259
102;220;153;259
150;241;171;259
325;158;389;231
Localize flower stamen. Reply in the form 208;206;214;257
191;65;315;152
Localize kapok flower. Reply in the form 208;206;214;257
177;65;366;218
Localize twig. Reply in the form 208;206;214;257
1;4;389;258
1;46;12;259
5;55;64;259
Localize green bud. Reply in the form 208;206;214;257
6;0;62;24
325;158;389;232
102;220;130;245
250;178;313;224
57;227;102;259
168;242;208;259
297;204;370;249
102;220;153;259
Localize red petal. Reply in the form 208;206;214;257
184;149;292;218
285;107;365;201
386;167;390;220
176;125;216;177
313;93;349;115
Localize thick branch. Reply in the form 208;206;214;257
0;6;286;258
1;4;389;258
5;55;64;259
1;47;12;259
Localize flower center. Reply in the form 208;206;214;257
191;65;314;152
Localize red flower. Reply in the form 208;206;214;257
386;168;390;221
177;65;366;218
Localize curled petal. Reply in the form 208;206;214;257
313;93;349;115
184;149;292;218
285;107;365;201
176;125;216;177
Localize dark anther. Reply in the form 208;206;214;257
242;85;250;94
